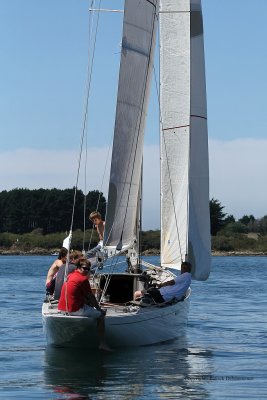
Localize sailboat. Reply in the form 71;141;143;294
42;0;210;348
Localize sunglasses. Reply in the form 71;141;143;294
81;266;90;271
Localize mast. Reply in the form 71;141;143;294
159;0;210;280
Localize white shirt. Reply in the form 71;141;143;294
159;272;191;302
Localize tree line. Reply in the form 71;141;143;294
209;198;267;235
0;188;106;234
0;189;267;252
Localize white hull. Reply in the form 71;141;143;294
42;296;189;348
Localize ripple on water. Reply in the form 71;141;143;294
0;256;267;399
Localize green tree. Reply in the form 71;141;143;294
140;230;160;251
0;188;106;234
257;216;267;234
86;190;106;229
218;222;248;236
224;214;235;224
239;214;255;226
209;198;226;236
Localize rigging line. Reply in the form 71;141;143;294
96;139;112;210
89;8;123;13
63;1;100;313
90;238;124;299
69;0;102;237
85;1;116;252
64;257;70;315
104;4;158;248
84;3;97;253
186;121;191;257
100;252;121;302
153;60;183;262
82;133;88;253
99;255;118;302
160;111;183;261
87;123;113;252
138;163;143;268
104;242;132;296
83;0;97;253
157;19;162;267
163;111;207;255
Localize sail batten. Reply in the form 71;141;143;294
104;0;159;250
160;0;210;280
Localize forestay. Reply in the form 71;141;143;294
104;0;159;252
159;0;210;280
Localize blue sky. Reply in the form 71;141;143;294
0;0;267;228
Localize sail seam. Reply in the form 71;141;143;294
191;114;207;120
163;125;190;131
117;99;143;110
145;0;157;7
163;115;207;131
159;11;190;14
122;41;150;58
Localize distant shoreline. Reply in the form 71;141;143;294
0;248;267;257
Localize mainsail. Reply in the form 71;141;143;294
160;0;210;280
104;0;159;252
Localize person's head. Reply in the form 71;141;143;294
89;211;102;225
69;250;82;265
77;258;91;275
58;248;68;261
181;261;192;274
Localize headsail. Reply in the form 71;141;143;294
104;0;159;253
160;0;210;280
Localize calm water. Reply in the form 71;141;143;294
0;255;266;399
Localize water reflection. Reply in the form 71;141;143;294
44;337;213;399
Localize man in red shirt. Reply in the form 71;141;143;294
58;259;111;351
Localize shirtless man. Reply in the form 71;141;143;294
45;248;68;295
87;212;105;262
89;211;105;242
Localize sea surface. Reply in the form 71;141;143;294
0;255;266;399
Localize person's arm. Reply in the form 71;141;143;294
45;261;61;285
86;291;102;311
82;280;102;311
158;279;175;289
